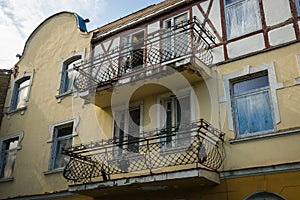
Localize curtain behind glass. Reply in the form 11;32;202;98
225;0;261;39
234;90;274;136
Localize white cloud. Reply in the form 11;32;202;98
0;0;107;69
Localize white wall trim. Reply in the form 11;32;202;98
47;116;80;142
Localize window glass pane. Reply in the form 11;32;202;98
54;137;72;169
51;123;73;170
19;79;30;88
177;96;191;147
114;112;125;156
233;75;269;94
177;96;190;125
225;0;236;4
296;0;300;16
16;85;29;109
0;138;18;178
57;123;73;138
3;151;16;178
174;13;187;26
128;108;141;153
234;91;274;136
65;59;80;92
225;0;261;39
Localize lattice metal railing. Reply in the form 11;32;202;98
73;17;216;93
63;119;225;183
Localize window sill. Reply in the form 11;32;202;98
55;91;77;103
44;168;64;175
0;177;14;183
6;106;27;116
229;128;300;144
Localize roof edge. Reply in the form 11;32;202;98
16;11;88;66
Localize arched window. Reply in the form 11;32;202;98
9;71;34;114
59;56;81;95
245;191;286;200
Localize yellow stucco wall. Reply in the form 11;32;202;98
217;42;300;171
0;12;92;199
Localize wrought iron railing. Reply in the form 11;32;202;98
63;119;225;183
73;17;216;93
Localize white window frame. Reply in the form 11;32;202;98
162;12;190;62
8;71;34;115
221;62;283;134
0;132;23;181
57;51;85;101
47;117;79;171
163;12;189;30
230;72;275;136
224;0;262;39
157;89;195;129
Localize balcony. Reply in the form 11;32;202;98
63;119;225;185
73;17;216;96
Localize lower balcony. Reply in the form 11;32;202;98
63;119;225;197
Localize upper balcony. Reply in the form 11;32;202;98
73;17;216;99
63;119;225;192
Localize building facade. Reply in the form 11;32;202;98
0;0;300;199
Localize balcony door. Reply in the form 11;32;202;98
113;105;141;157
162;13;188;61
160;95;191;149
121;31;145;73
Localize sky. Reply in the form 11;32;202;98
0;0;164;70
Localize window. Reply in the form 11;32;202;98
120;31;145;73
160;94;191;149
113;105;141;157
245;191;286;200
296;0;300;16
224;0;261;39
49;122;73;170
9;72;34;112
162;13;189;61
231;73;274;137
0;133;23;180
59;57;81;95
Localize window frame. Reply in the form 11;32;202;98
162;12;190;62
120;30;145;73
224;0;262;39
221;62;283;138
295;0;300;16
57;51;85;100
230;72;275;137
0;132;23;181
157;89;195;150
8;71;34;114
47;117;79;172
244;191;286;200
